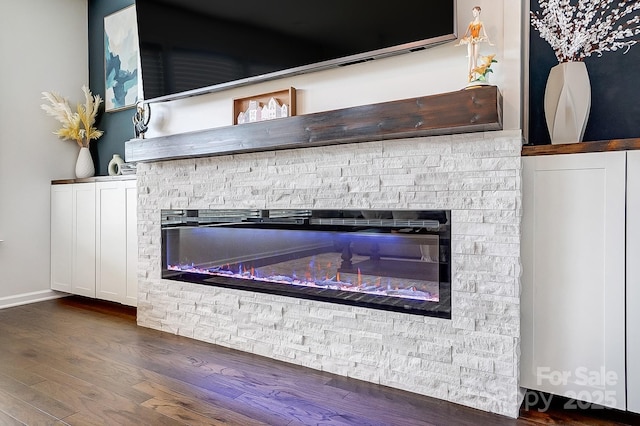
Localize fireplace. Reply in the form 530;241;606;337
161;209;451;318
136;130;523;417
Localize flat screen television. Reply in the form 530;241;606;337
135;0;457;103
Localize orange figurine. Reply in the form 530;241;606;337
456;6;494;82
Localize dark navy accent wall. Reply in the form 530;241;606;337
89;0;135;175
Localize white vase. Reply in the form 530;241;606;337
544;61;591;144
75;147;95;179
108;154;125;176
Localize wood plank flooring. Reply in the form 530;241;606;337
0;296;638;425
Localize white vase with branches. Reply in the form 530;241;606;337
41;85;104;178
530;0;640;144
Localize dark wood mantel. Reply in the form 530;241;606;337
125;86;503;163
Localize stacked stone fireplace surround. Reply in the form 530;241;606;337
136;129;524;417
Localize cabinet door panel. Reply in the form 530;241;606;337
627;151;640;413
96;182;127;303
72;184;96;297
521;151;626;410
51;185;73;292
124;181;138;306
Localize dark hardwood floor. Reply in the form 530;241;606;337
0;296;638;425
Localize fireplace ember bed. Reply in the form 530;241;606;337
162;209;451;318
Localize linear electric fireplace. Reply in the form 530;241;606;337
161;209;451;318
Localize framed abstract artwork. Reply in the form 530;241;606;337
104;5;141;112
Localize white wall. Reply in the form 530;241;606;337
0;0;88;308
145;0;523;138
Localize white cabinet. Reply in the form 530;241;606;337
51;183;96;297
521;151;626;410
627;151;640;413
51;179;136;306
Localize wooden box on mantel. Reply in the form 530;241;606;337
233;87;296;125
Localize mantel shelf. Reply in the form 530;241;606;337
125;85;503;163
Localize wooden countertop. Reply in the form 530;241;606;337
51;175;137;185
522;138;640;156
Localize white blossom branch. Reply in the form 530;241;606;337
531;0;640;62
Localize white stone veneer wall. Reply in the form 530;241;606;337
136;129;524;417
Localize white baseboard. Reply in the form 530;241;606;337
0;289;68;310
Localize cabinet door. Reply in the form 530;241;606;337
51;185;73;292
521;151;626;410
124;180;138;307
95;181;127;303
627;151;640;413
72;183;96;297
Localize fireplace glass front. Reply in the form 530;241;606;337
161;209;451;318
